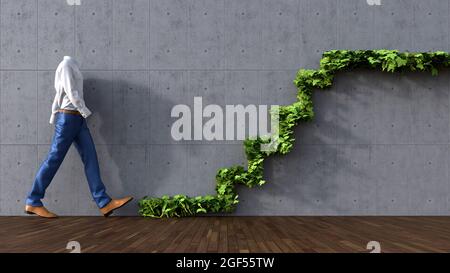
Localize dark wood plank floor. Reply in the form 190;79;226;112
0;216;449;253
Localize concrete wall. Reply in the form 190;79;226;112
1;0;450;216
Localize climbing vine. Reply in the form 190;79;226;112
139;50;450;218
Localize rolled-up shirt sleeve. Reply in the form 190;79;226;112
61;65;92;118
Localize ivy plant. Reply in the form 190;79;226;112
139;50;450;218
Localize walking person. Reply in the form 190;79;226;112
24;56;132;218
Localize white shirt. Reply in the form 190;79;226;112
49;56;92;124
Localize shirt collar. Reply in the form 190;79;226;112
63;56;79;67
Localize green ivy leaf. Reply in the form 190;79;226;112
139;49;450;218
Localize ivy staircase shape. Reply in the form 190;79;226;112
139;50;450;218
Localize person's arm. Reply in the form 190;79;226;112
61;65;92;118
49;93;58;124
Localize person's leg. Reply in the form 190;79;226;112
26;113;81;207
73;119;111;209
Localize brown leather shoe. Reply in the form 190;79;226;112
99;197;133;217
24;205;58;218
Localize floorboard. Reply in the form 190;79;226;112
0;216;449;253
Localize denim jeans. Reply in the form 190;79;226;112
26;112;111;208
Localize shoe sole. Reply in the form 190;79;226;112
24;210;58;219
103;197;134;218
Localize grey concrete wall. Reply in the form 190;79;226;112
0;0;450;216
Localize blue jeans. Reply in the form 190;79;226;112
26;112;111;208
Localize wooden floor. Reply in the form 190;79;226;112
0;216;449;253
